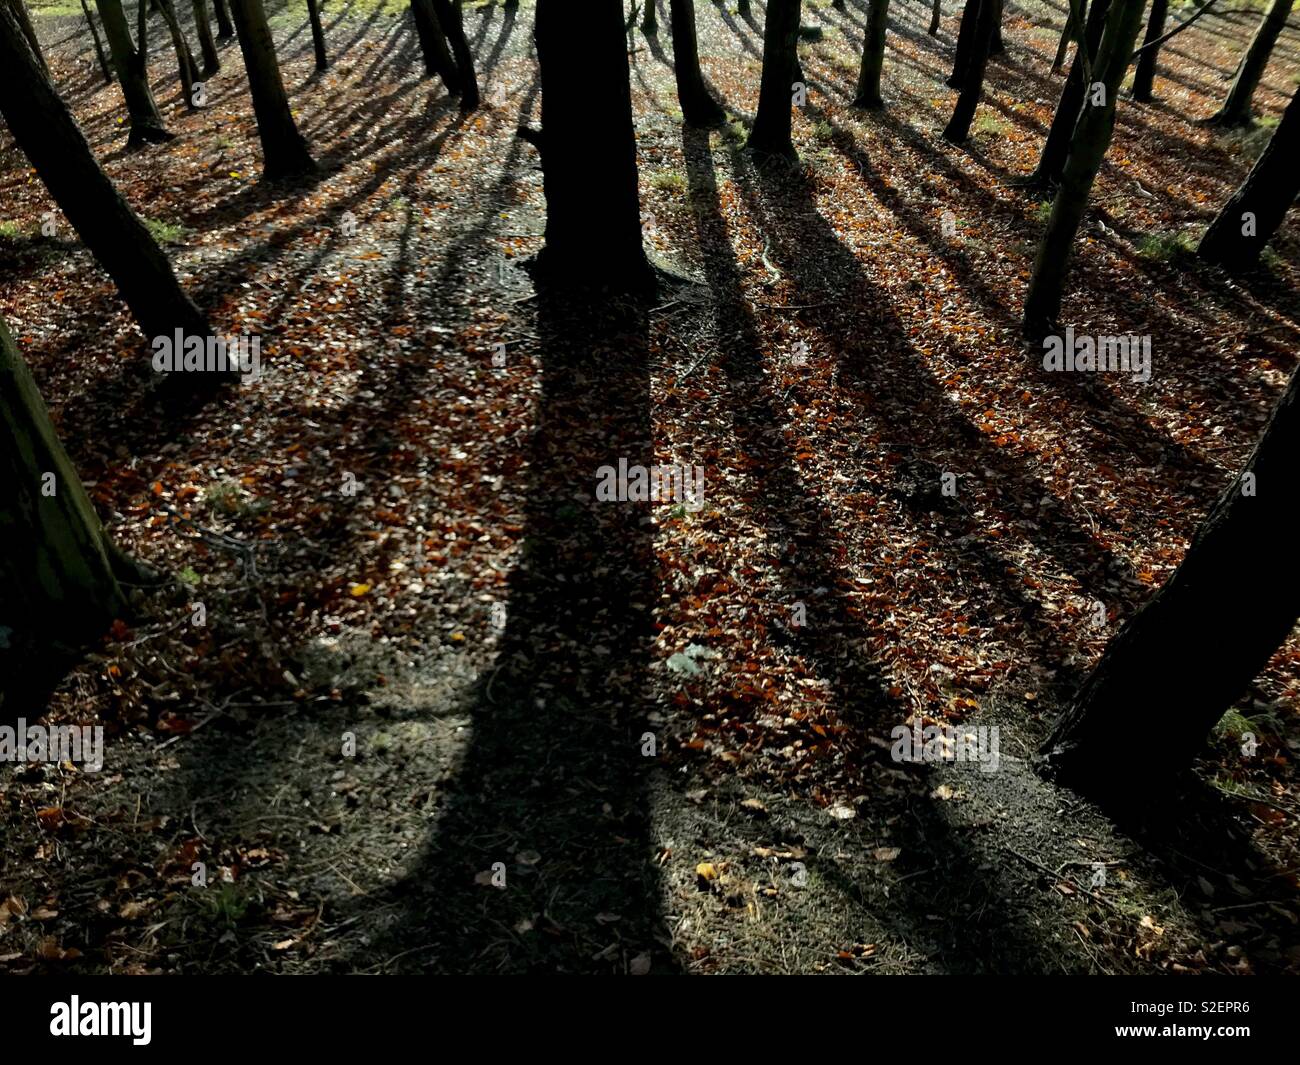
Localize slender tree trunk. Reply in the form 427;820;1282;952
642;0;657;32
213;0;234;38
192;0;220;76
306;0;327;71
433;0;478;109
1022;0;1147;334
157;0;201;110
1209;0;1294;126
1131;0;1166;101
228;0;316;178
748;0;801;160
1198;84;1300;269
1053;1;1084;73
95;0;172;146
948;0;979;86
81;0;114;82
4;0;46;73
670;0;724;126
410;0;460;91
929;0;941;34
528;0;651;289
0;316;131;684
0;4;211;346
1041;358;1300;784
943;0;996;141
853;0;891;109
1024;0;1112;187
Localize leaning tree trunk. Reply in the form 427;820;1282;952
157;0;202;111
1131;0;1166;101
929;0;941;34
1042;358;1300;783
94;0;172;145
3;0;45;72
433;0;478;109
0;4;212;347
0;316;131;690
81;0;113;82
528;0;651;289
948;0;980;86
1209;0;1294;126
1198;83;1300;269
943;0;996;141
748;0;802;160
1022;0;1147;334
670;0;724;126
306;0;327;71
213;0;234;38
410;0;460;92
228;0;317;179
853;0;891;109
192;0;220;77
1052;0;1085;73
1023;0;1112;187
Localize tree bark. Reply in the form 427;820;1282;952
1052;1;1084;73
1131;0;1166;101
670;0;725;126
853;0;890;109
228;0;317;179
948;0;979;86
410;0;459;91
1208;0;1294;126
529;0;652;289
1023;0;1112;187
0;316;131;687
642;0;657;32
94;0;172;145
306;0;327;71
213;0;234;39
192;0;221;77
943;0;996;141
748;0;802;160
81;0;114;82
156;0;202;111
929;0;941;34
433;0;478;109
3;0;46;73
1198;84;1300;269
1041;358;1300;784
1022;0;1147;334
0;5;211;349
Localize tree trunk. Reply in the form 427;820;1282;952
929;0;941;35
3;0;46;73
94;0;172;145
642;0;657;32
670;0;724;126
306;0;327;71
228;0;317;179
157;0;201;111
0;6;211;349
943;0;996;141
989;0;1005;55
433;0;478;109
1041;358;1300;784
1209;0;1294;126
1131;0;1166;101
410;0;460;91
1024;0;1111;187
1052;1;1084;73
192;0;220;77
1022;0;1147;334
1198;84;1300;269
529;0;651;289
81;0;114;82
213;0;234;39
948;0;979;86
853;0;890;109
0;316;131;690
748;0;801;160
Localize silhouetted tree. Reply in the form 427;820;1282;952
748;0;802;160
192;0;221;77
433;0;479;109
944;0;997;141
929;0;941;34
411;0;459;91
213;0;234;38
95;0;172;146
3;0;45;72
156;0;202;111
1208;0;1293;126
306;0;327;71
81;0;113;82
671;0;725;126
1131;0;1166;100
853;0;891;109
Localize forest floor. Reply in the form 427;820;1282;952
2;0;1300;974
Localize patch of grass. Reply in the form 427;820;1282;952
202;479;265;518
811;119;834;143
0;221;23;239
1033;200;1053;224
1213;709;1254;744
973;113;1010;138
144;218;191;246
1215;115;1279;163
649;169;687;194
1136;229;1196;261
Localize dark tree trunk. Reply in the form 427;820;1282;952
81;0;114;82
670;0;724;126
929;0;941;34
228;0;316;178
1022;0;1147;334
410;0;459;91
1041;358;1300;784
989;0;1004;55
1198;84;1300;269
529;0;651;289
192;0;220;77
1023;0;1111;187
306;0;327;71
1209;0;1293;126
433;0;478;109
4;0;46;73
94;0;172;146
213;0;234;38
642;0;657;32
0;3;210;346
0;316;131;695
1131;0;1166;101
853;0;891;109
748;0;801;160
157;0;202;110
1052;1;1084;73
943;0;996;141
948;0;979;86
